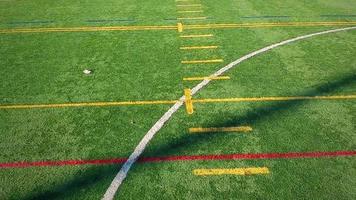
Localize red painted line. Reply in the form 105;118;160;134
0;151;355;169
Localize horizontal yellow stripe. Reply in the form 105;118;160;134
192;95;356;103
177;10;203;13
176;4;202;7
179;34;213;38
193;167;270;176
177;17;207;20
1;21;355;34
1;95;355;110
183;76;229;81
180;45;218;50
181;59;223;64
189;126;252;133
0;100;177;109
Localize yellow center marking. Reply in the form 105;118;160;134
179;34;214;38
1;21;356;34
1;95;355;110
189;126;252;133
183;76;229;81
177;22;183;32
180;45;218;50
184;89;194;114
177;17;207;20
181;59;223;64
193;167;270;176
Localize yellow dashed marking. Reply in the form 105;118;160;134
179;34;214;38
177;10;204;13
181;59;223;64
189;126;252;133
177;17;207;20
184;89;194;114
180;45;218;50
183;76;229;81
176;4;202;7
193;167;270;176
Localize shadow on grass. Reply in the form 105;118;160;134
23;73;355;199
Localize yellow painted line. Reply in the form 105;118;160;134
0;25;177;34
177;17;207;20
183;76;229;81
179;34;213;38
184;21;356;30
193;167;270;176
1;21;356;34
180;45;218;50
177;22;183;32
181;59;223;64
189;126;252;133
177;10;204;13
177;4;202;7
1;95;355;110
0;100;177;109
184;89;194;114
192;95;356;103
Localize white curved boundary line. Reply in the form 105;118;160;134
102;26;356;200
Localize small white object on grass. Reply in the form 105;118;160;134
83;69;92;75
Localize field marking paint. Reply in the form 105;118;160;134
189;126;252;133
1;95;355;110
184;89;194;114
183;76;229;81
177;17;207;20
1;150;355;169
193;95;356;103
1;21;356;34
193;167;270;176
177;22;183;32
181;59;223;64
0;100;177;109
103;26;356;200
180;34;214;38
177;10;204;13
176;4;202;7
180;45;218;50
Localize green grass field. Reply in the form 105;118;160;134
0;0;356;199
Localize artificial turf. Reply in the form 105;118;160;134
0;0;355;199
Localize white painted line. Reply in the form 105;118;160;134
102;26;356;200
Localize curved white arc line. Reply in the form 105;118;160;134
103;26;356;200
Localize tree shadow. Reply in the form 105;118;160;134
22;73;355;199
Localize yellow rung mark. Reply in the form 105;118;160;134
180;45;218;50
180;34;213;38
181;59;223;64
177;17;207;20
193;167;270;176
189;126;252;133
177;10;204;13
177;23;183;32
183;76;230;81
177;4;202;7
184;89;194;114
